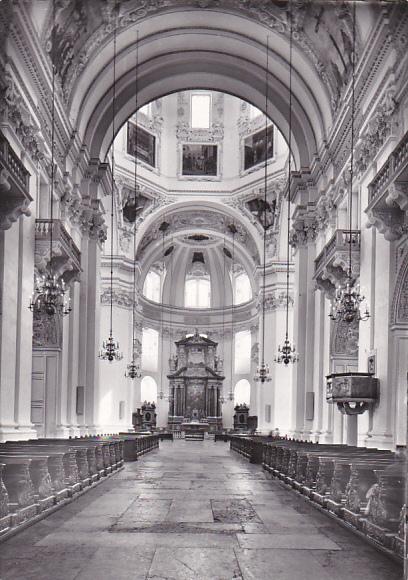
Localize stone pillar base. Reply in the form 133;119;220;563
0;425;37;442
363;432;394;450
55;425;73;439
319;430;334;444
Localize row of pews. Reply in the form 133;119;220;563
0;433;159;541
230;435;405;561
120;433;160;460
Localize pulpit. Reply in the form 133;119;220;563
167;330;224;432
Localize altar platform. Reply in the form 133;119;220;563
182;420;209;441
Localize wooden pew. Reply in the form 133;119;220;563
0;456;37;526
1;445;71;500
0;463;10;534
254;437;406;561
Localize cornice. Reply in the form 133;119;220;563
8;5;75;167
320;8;397;178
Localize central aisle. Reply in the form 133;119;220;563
0;440;402;580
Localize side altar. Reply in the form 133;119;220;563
167;330;224;432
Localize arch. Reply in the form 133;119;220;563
234;379;251;406
135;200;262;269
391;252;408;326
141;376;158;404
70;10;333;167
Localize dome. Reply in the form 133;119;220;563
141;234;254;308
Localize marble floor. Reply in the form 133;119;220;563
0;440;403;580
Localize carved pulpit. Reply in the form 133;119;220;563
167;330;224;431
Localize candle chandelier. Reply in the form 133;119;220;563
276;6;298;366
329;2;369;325
158;221;172;401
29;0;71;318
126;30;142;379
254;36;271;383
99;4;123;362
228;225;238;399
219;238;228;405
162;235;174;403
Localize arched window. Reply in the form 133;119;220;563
234;272;252;304
191;93;211;128
234;379;251;405
141;328;159;371
234;330;251;374
185;276;211;308
141;376;158;403
143;270;161;302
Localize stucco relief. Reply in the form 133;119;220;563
100;287;134;309
391;249;408;324
251;342;259;364
355;87;398;177
224;177;286;257
32;310;62;348
44;0;359;112
257;290;294;312
331;318;359;357
137;210;259;263
0;69;45;163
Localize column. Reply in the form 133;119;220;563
0;216;36;441
302;239;317;440
77;231;90;434
290;242;308;438
311;289;325;442
66;281;81;436
366;234;394;448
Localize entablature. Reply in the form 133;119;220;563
314;229;361;297
366;130;408;241
34;218;81;284
0;131;32;230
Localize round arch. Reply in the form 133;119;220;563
135;200;262;268
141;376;158;404
66;9;335;167
234;379;251;406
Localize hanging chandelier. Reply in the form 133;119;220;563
158;220;169;400
99;4;122;362
228;225;239;397
329;3;369;325
254;36;271;383
29;273;71;316
125;30;142;379
29;0;71;318
329;279;370;323
276;4;298;366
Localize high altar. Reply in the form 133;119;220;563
167;330;224;431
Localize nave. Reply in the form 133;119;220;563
0;440;402;580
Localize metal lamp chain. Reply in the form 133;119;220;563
275;0;298;365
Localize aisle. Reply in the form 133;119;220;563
0;440;402;580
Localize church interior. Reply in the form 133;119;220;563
0;0;407;578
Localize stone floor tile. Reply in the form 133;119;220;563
311;549;403;580
36;529;238;548
236;532;342;550
147;547;243;580
115;498;172;523
165;500;214;522
235;548;334;580
74;546;155;580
